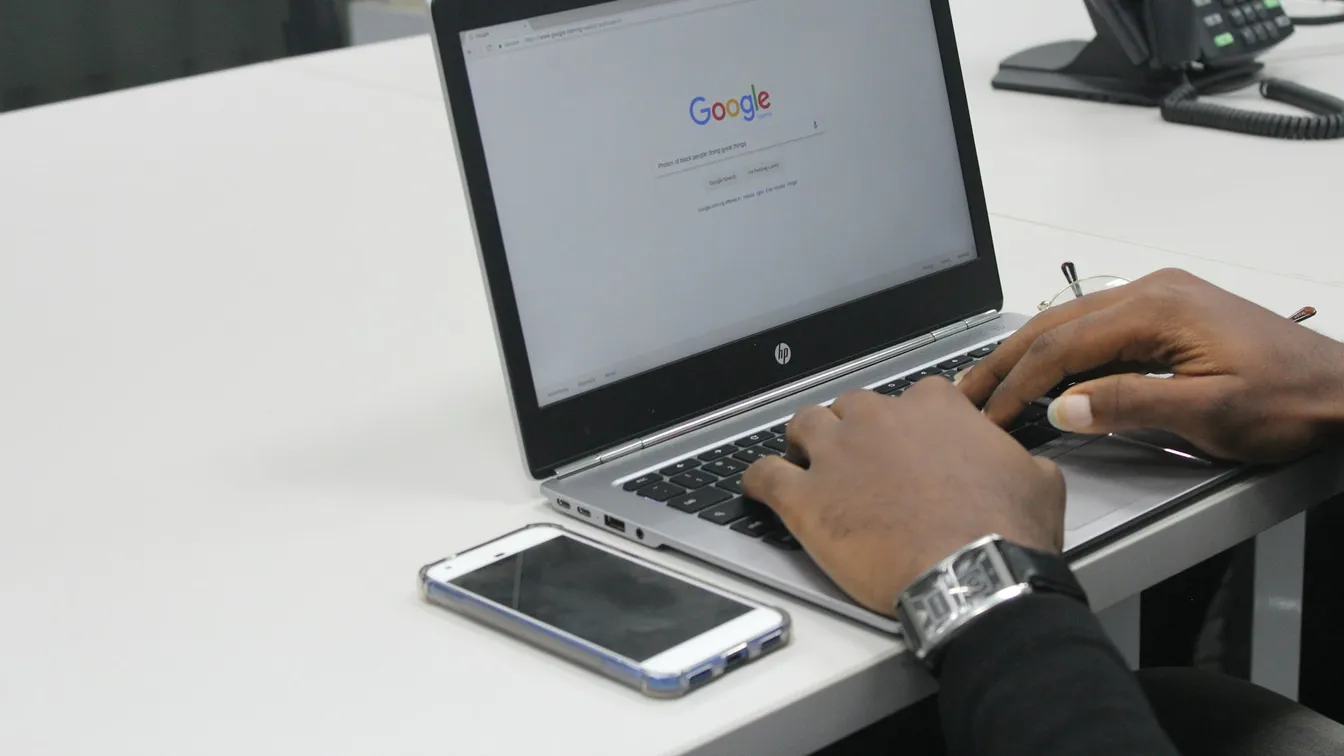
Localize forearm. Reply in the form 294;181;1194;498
936;594;1178;756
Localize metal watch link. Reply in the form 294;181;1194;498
894;534;1087;669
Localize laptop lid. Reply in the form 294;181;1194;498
431;0;1001;478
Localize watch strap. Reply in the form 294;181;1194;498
997;540;1088;607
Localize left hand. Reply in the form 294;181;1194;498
742;379;1066;615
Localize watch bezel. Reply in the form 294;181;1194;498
895;534;1029;661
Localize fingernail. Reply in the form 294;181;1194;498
1047;394;1093;432
953;368;970;386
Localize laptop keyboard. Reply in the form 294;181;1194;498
617;340;1067;550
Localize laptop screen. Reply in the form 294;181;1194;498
461;0;977;407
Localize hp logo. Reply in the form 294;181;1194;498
774;343;792;366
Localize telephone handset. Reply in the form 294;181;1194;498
993;0;1344;139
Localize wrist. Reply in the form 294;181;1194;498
894;535;1087;670
1306;341;1344;432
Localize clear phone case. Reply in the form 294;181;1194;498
418;523;791;698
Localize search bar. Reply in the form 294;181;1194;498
653;118;825;178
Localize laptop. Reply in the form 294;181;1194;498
429;0;1239;632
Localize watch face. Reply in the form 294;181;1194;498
903;570;960;642
953;548;1009;600
899;540;1017;653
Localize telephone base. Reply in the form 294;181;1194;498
992;39;1261;107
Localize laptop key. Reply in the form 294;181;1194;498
1006;413;1034;433
1011;425;1061;451
733;447;779;464
622;473;661;492
763;531;803;551
668;487;731;513
875;379;910;395
659;459;700;476
730;516;776;538
716;474;744;494
1018;403;1048;425
937;355;972;371
968;343;999;359
637;480;686;502
670;470;717;489
702;457;747;476
735;430;774;447
762;437;788;453
909;368;943;381
698;445;738;462
698;496;761;526
770;424;788;434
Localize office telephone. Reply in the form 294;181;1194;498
993;0;1344;139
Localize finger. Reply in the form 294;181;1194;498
742;456;806;516
982;298;1166;427
785;404;839;464
1045;373;1224;438
959;283;1137;407
829;389;880;419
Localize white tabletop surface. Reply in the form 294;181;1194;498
955;0;1344;284
4;5;1344;756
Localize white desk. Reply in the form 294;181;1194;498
953;0;1344;284
3;10;1344;756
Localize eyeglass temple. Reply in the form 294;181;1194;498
1061;262;1084;299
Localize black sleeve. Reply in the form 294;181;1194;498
936;593;1179;756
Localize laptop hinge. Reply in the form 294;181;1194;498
964;309;1000;330
554;438;644;478
554;310;1002;478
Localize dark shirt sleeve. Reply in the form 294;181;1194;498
936;593;1179;756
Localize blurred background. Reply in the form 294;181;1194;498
0;0;431;113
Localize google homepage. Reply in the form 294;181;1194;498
464;0;977;406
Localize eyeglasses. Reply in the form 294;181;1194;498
1038;262;1129;312
1036;263;1319;325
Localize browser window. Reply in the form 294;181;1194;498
462;0;977;406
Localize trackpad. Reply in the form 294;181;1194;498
1055;436;1228;533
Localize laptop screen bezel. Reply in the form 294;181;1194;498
431;0;1003;478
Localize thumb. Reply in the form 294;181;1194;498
1046;373;1218;436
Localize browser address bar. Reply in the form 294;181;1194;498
477;0;767;56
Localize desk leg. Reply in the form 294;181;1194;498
1251;512;1305;700
1098;595;1141;669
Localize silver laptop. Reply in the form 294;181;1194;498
429;0;1239;631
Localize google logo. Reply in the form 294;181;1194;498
689;86;771;125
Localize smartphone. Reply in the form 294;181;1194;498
419;523;790;698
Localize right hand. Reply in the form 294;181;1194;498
742;382;1065;615
957;269;1344;463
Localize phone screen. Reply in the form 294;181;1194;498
449;535;752;661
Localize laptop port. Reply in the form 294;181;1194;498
688;667;714;689
603;515;626;533
759;633;784;654
723;646;749;672
576;506;591;517
556;499;571;510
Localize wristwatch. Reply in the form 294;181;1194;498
894;534;1087;669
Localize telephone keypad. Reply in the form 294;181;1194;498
1204;0;1293;59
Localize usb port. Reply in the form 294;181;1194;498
760;633;784;654
688;667;714;689
723;646;749;672
576;506;591;517
603;515;626;533
556;500;571;510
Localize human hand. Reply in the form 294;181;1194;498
742;380;1065;615
958;269;1344;464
